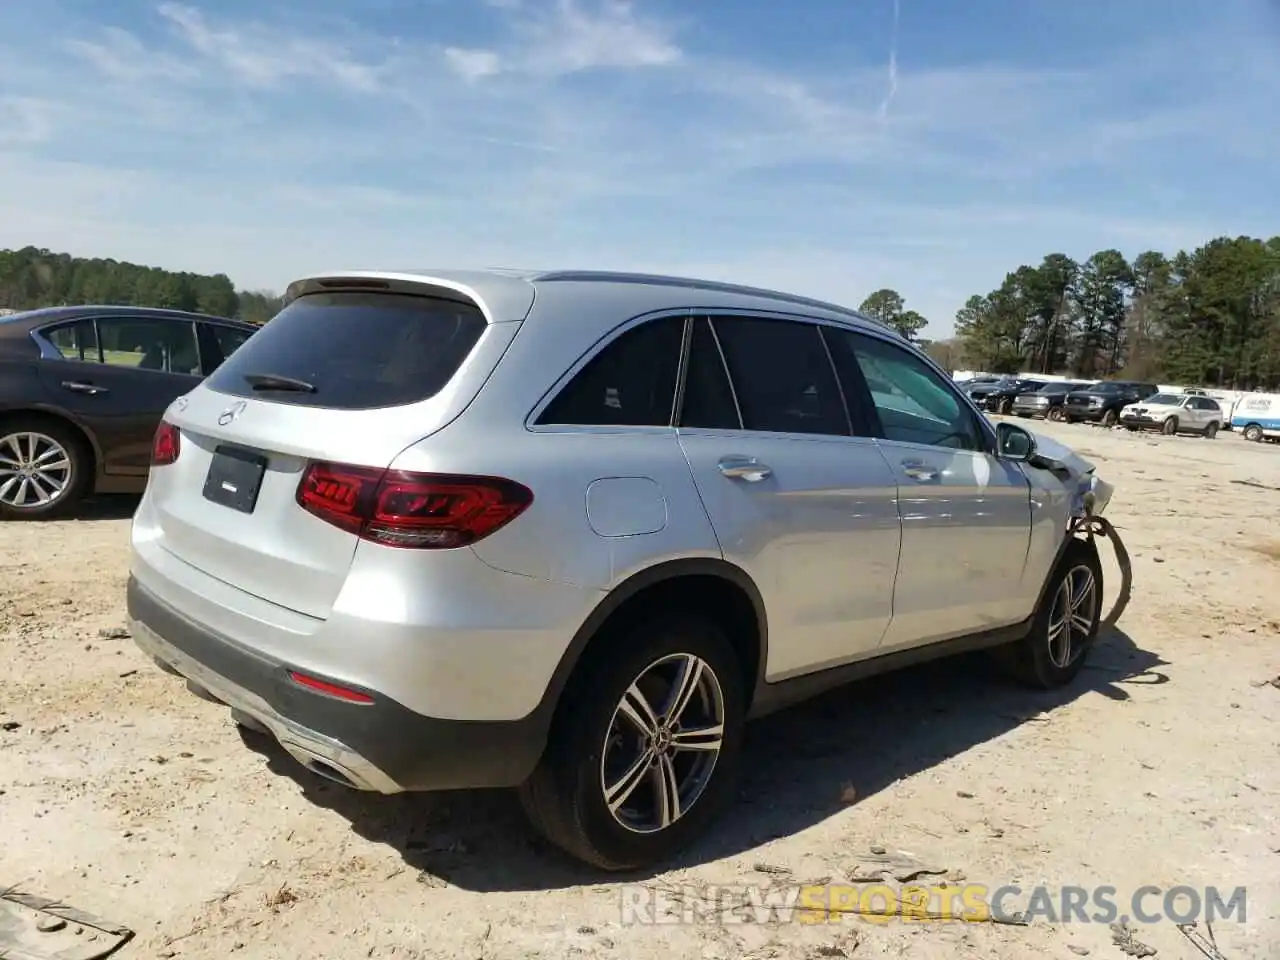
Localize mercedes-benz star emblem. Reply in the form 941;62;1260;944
217;401;247;426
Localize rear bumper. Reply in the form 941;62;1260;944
127;576;549;793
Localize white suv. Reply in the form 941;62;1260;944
127;269;1112;870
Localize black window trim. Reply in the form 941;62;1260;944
525;309;693;434
523;306;996;447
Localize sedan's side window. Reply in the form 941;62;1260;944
211;325;252;360
836;331;984;451
44;321;100;362
537;314;685;427
97;318;201;376
708;316;851;436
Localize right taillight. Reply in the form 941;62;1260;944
295;462;533;549
151;420;181;466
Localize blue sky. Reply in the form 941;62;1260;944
1;0;1277;335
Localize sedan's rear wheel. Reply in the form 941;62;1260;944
0;420;91;520
519;614;745;870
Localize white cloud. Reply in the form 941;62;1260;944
481;0;681;76
155;2;384;91
444;47;502;81
1;1;1276;336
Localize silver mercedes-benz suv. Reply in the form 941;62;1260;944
127;269;1112;870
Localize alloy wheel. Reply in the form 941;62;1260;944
0;432;73;510
600;652;726;834
1046;565;1099;669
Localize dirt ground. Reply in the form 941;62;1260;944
2;417;1278;960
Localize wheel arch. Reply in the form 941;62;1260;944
535;558;769;727
0;406;104;488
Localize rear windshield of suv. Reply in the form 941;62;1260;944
204;291;487;409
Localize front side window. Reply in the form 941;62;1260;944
837;331;984;451
537;314;685;427
97;317;201;375
708;316;850;436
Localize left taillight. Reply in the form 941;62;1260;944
151;420;180;466
295;462;534;549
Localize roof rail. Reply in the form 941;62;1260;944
528;269;889;330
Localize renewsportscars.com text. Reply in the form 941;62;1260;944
620;883;1247;926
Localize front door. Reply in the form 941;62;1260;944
825;328;1034;649
675;315;902;681
37;315;203;476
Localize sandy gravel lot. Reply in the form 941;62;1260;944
2;417;1279;960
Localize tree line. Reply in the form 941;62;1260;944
0;247;283;325
931;235;1280;389
7;239;1278;390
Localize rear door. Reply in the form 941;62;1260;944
828;329;1034;648
675;315;902;681
143;290;504;619
36;315;202;476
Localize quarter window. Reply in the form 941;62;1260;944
709;316;850;436
537;315;685;427
836;331;983;451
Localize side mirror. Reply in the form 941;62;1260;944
996;421;1036;461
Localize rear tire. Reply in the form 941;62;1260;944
0;417;93;520
1204;422;1219;439
1161;416;1178;436
991;538;1103;690
519;613;746;871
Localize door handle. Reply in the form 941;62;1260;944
717;456;772;482
61;380;109;396
901;460;939;482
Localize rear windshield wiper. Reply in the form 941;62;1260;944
243;372;317;393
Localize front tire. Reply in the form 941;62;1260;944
519;614;746;871
1243;424;1264;442
1101;409;1118;427
992;538;1103;689
1047;407;1065;422
0;419;93;520
1161;416;1178;436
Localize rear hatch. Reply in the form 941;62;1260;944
142;283;526;619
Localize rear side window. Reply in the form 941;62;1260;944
204;292;486;410
710;316;850;436
537;315;684;427
678;318;741;430
45;320;99;361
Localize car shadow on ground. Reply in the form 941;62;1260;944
239;626;1166;892
72;494;140;521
